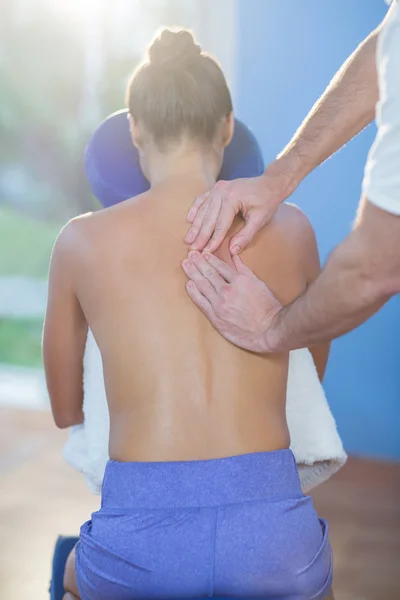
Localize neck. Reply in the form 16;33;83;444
145;144;220;191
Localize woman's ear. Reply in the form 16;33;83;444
128;114;142;150
222;112;235;148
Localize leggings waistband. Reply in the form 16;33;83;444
101;449;303;509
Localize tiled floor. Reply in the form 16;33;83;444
0;406;399;600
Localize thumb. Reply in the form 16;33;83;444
232;255;255;276
229;212;265;254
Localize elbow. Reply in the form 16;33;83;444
53;409;83;429
53;413;75;429
53;415;69;429
362;248;400;301
340;228;400;306
49;392;84;429
354;262;400;307
44;373;84;429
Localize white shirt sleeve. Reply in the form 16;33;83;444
362;2;400;215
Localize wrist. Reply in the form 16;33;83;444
264;151;307;202
261;306;287;354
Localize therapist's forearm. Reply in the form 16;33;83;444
276;27;380;190
266;232;389;352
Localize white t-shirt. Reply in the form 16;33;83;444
362;1;400;214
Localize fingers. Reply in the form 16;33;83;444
229;211;266;255
186;251;227;292
189;190;224;251
186;192;209;224
232;255;255;276
185;181;232;252
185;280;218;325
202;252;236;283
184;196;211;245
203;202;238;254
181;258;219;300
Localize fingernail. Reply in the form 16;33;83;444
188;251;198;260
187;210;195;222
182;259;191;268
231;245;240;255
185;231;195;243
203;253;211;261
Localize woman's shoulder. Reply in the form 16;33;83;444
274;203;316;240
242;203;320;304
246;202;317;257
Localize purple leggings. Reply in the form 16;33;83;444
75;450;333;599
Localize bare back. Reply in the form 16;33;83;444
69;183;319;462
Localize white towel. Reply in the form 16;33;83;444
63;331;347;495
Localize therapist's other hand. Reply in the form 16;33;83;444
182;251;282;354
185;158;297;254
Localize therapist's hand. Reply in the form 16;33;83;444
182;251;282;354
184;157;298;254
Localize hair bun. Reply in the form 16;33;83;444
148;29;202;67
